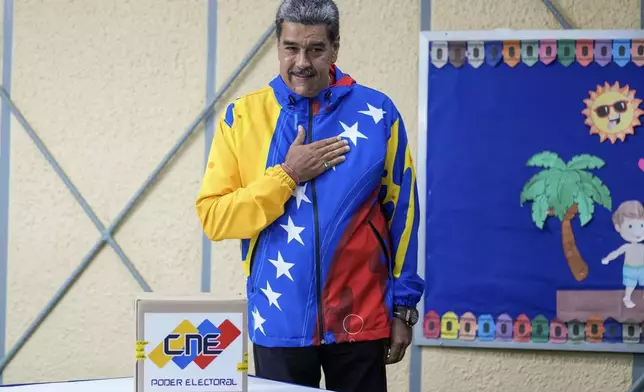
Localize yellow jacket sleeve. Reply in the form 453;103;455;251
195;115;296;241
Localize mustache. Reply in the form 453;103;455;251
290;68;315;77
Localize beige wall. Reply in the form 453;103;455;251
1;0;641;391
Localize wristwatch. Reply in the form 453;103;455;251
393;305;419;327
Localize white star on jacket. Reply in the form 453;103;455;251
293;184;311;208
339;121;367;146
358;103;386;124
261;281;283;311
268;251;295;281
280;216;305;245
252;307;266;335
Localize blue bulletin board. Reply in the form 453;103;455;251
414;30;644;353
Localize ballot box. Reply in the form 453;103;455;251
134;295;248;392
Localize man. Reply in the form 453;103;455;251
195;0;424;391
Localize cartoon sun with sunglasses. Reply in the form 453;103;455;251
582;81;643;143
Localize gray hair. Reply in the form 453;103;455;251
275;0;340;43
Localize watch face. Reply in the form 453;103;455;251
409;309;419;325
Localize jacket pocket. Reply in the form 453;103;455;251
368;220;395;318
247;232;263;295
368;221;392;278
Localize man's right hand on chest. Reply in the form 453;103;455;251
281;125;350;184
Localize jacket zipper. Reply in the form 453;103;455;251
308;100;325;344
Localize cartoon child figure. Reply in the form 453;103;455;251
602;200;644;309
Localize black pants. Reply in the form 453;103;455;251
253;339;388;392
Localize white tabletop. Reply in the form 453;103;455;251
0;376;322;391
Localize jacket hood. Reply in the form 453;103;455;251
269;64;356;114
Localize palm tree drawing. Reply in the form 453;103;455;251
520;151;612;282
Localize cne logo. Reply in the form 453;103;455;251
148;319;241;370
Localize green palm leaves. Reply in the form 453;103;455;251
520;151;612;229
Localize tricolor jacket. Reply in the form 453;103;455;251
196;65;424;348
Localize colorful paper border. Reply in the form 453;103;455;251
430;39;644;69
423;310;643;344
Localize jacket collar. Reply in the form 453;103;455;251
269;64;356;114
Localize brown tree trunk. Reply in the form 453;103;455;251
559;203;588;281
